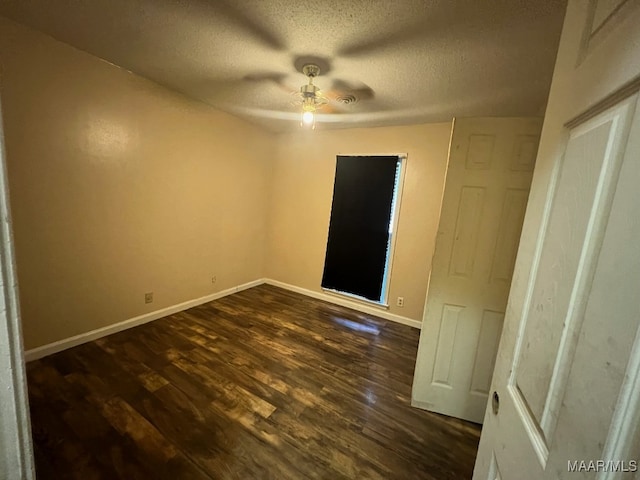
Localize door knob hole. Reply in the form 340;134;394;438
492;391;500;415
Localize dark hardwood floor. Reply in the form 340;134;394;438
26;284;481;479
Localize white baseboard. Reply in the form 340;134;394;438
24;277;421;362
23;279;264;362
263;278;422;329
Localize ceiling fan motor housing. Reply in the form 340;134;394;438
302;64;320;78
300;64;321;99
298;63;326;112
300;83;320;97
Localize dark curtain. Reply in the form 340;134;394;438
321;155;399;301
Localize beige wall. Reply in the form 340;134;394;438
1;17;454;351
0;17;274;350
266;124;452;322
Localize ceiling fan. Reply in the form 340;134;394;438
289;58;376;128
292;64;327;129
240;55;375;128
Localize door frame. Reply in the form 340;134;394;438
0;93;35;478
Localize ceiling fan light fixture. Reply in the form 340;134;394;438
301;98;316;128
302;110;315;127
297;64;326;129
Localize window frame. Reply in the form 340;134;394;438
320;153;407;309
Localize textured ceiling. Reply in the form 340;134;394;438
0;0;567;132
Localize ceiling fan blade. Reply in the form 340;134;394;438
326;79;375;102
337;27;419;57
187;76;281;106
243;72;296;94
335;1;464;58
316;103;343;115
243;72;285;82
204;0;285;51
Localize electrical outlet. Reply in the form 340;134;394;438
145;292;153;304
211;276;217;284
396;296;404;307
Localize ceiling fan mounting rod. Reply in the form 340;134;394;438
302;64;321;78
300;63;321;98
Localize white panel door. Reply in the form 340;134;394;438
474;0;640;477
412;117;542;423
474;87;639;480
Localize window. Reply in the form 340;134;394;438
321;155;404;305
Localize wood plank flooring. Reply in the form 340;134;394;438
26;284;481;479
